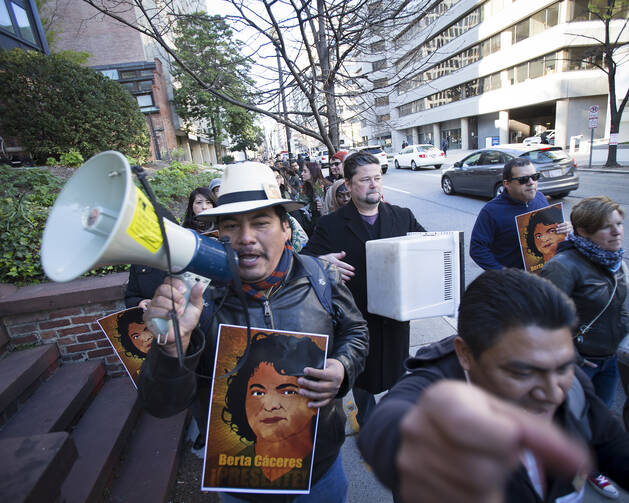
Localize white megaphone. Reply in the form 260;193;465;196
41;151;234;337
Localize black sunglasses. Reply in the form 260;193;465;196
331;161;341;166
508;172;541;184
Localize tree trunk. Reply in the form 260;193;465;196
317;0;339;154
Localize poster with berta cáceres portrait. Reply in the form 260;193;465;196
97;307;154;388
515;203;566;273
202;324;329;495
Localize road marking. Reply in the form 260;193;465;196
384;186;413;195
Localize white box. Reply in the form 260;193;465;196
366;232;464;321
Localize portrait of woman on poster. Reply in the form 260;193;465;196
525;205;566;265
222;333;324;483
116;308;153;359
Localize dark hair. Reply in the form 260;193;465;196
273;205;290;226
458;269;577;358
525;206;563;257
343;151;379;180
304;162;324;185
183;187;214;232
570;196;625;236
222;332;324;442
502;157;533;181
116;309;148;358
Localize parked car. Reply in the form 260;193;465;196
348;145;389;173
394;144;445;170
440;145;579;199
523;129;555;146
314;150;329;167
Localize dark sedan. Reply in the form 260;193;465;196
440;145;579;198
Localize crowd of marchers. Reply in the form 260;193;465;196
124;148;628;503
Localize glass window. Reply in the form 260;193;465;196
530;10;546;35
119;70;136;79
462;152;482;167
138;80;153;91
11;2;35;43
371;40;385;52
507;68;515;86
121;82;135;91
136;94;153;108
546;3;559;26
1;1;14;33
514;18;529;43
140;69;153;77
375;96;389;106
529;58;543;79
544;53;557;74
373;59;387;71
490;73;501;89
101;69;119;80
480;151;502;165
516;62;528;82
373;78;388;89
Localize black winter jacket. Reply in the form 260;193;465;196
358;336;629;502
302;200;425;393
540;241;629;357
138;253;369;502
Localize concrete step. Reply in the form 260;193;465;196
0;344;59;424
0;360;105;439
108;410;189;503
0;431;77;503
61;378;141;503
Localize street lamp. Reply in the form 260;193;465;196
269;28;291;157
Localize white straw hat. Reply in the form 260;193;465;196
196;162;304;220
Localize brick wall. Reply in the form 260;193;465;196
0;273;129;376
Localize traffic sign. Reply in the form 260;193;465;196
589;118;598;129
589;105;599;119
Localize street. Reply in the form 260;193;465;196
381;164;629;287
340;163;629;503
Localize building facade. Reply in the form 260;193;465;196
0;0;48;53
47;0;220;163
359;0;629;153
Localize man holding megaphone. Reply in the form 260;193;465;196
138;162;369;502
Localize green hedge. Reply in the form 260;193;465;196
0;49;149;163
0;162;220;285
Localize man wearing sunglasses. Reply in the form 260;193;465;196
326;151;347;184
470;157;572;270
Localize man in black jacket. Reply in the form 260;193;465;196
358;269;629;503
139;162;369;503
302;151;425;429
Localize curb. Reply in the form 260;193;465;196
578;168;629;174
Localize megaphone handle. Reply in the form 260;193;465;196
148;271;211;351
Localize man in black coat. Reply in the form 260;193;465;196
302;151;425;428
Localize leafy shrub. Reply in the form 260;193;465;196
0;49;150;163
222;154;235;163
1;161;220;284
45;157;57;166
149;160;220;216
0;166;130;284
59;149;84;168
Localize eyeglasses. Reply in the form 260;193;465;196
508;173;541;184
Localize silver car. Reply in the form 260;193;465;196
440;145;579;199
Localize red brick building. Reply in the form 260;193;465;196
47;0;219;163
